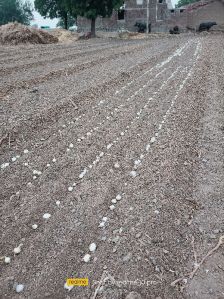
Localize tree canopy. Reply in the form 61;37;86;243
34;0;72;29
176;0;199;8
68;0;124;36
0;0;33;26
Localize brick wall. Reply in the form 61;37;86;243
77;0;170;32
168;0;224;30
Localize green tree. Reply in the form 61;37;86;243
34;0;71;29
0;0;33;26
176;0;199;8
68;0;124;37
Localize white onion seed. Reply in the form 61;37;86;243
89;243;97;252
83;254;91;263
16;284;24;293
43;213;51;219
4;257;11;264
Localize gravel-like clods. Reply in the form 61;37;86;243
0;35;223;299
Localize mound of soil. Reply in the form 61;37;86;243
210;24;224;32
0;22;58;45
50;29;79;43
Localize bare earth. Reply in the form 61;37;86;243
0;35;224;299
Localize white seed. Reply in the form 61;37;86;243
155;210;160;214
79;168;87;179
64;282;74;291
56;201;60;207
107;144;113;150
24;149;29;154
102;217;108;222
111;199;117;204
69;143;74;148
68;186;73;192
1;163;9;169
151;137;156;143
130;171;137;177
109;205;115;210
16;155;20;159
134;160;141;166
46;164;50;167
33;176;37;180
43;213;51;219
99;152;104;157
66;148;70;152
13;244;22;254
12;157;17;162
52;158;56;163
89;243;97;252
32;224;38;230
83;254;91;263
146;144;150;151
114;163;120;168
116;194;122;201
99;222;105;228
4;257;11;264
16;284;24;293
120;132;124;136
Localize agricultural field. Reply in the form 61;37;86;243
0;35;224;299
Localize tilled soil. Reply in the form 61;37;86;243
0;35;223;299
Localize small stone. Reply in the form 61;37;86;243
112;236;120;243
109;205;115;210
56;201;60;207
24;149;29;154
32;224;38;230
103;265;108;270
114;163;120;168
111;199;117;204
112;248;117;253
68;186;73;192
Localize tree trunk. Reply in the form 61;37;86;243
64;13;68;30
91;18;96;37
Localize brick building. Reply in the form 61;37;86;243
169;0;224;30
77;0;173;32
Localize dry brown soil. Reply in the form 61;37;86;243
0;35;224;299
